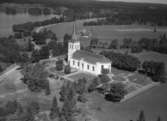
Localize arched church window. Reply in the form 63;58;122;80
87;64;89;70
92;66;95;71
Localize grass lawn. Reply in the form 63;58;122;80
125;84;138;93
128;73;152;86
88;83;167;121
111;67;131;76
0;69;25;95
66;72;96;82
112;76;126;82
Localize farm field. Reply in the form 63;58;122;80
46;21;167;42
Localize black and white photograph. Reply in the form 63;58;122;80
0;0;167;121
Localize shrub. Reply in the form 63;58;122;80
137;110;146;121
88;78;100;93
77;94;87;103
75;78;87;95
56;60;63;71
108;39;118;49
142;61;166;83
101;51;140;72
50;96;59;119
105;83;127;102
64;65;71;74
99;74;110;83
0;65;3;72
131;42;143;53
0;100;18;117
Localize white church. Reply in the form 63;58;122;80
68;23;112;75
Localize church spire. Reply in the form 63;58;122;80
72;22;78;41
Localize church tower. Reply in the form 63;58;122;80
68;22;80;62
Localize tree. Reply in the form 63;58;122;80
0;37;22;63
45;79;51;95
28;101;40;115
0;65;3;72
77;94;87;103
158;34;167;54
21;63;50;93
62;100;76;121
61;82;77;121
83;46;93;53
47;40;66;57
105;83;127;102
88;77;100;92
39;45;50;60
142;61;166;83
32;32;46;45
99;74;110;83
21;107;35;121
48;39;57;50
157;116;161;121
64;65;71;74
63;33;71;52
49;42;66;57
59;83;69;102
137;110;145;121
31;46;49;62
108;39;118;49
43;8;51;15
59;115;67;121
31;50;40;63
121;38;132;49
90;38;99;48
153;62;166;83
101;51;140;72
50;96;59;119
56;60;63;71
20;53;30;63
15;103;23;116
75;78;87;95
130;41;143;53
32;29;57;45
5;100;18;115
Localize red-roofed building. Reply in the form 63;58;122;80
68;23;111;75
